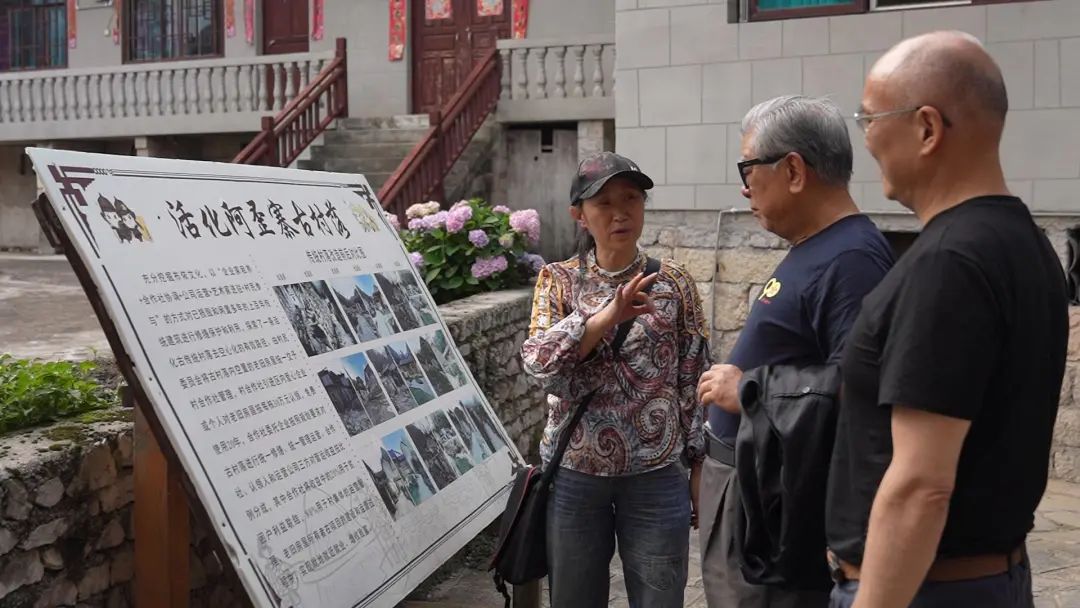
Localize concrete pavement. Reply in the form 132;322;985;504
409;480;1080;607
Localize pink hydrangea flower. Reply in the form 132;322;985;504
422;210;449;231
445;205;473;233
498;233;515;249
469;229;489;248
409;252;424;268
452;199;471;210
407;217;425;231
519;253;545;273
493;205;511;214
509;209;541;245
387;214;401;231
471;255;509;279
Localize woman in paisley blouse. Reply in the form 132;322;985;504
521;152;710;608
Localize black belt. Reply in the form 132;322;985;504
705;430;735;466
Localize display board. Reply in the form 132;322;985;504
28;148;523;608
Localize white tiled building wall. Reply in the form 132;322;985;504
614;0;1080;214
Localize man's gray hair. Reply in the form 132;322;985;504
740;95;853;187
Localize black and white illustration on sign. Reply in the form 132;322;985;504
28;148;522;608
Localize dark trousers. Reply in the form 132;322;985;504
546;463;690;608
828;558;1035;608
699;455;829;608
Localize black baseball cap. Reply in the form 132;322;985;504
570;152;654;205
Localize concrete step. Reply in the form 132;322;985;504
310;142;418;161
339;114;430;130
319;157;404;174
323;128;429;145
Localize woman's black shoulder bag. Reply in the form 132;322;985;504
488;257;661;605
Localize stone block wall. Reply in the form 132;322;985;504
0;289;542;606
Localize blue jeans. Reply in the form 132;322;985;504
828;557;1034;608
546;463;690;608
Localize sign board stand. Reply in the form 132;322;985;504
35;194;208;607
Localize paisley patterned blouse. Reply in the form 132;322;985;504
521;250;709;476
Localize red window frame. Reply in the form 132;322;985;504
0;0;68;72
122;0;223;64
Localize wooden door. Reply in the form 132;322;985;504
411;0;510;115
263;0;309;55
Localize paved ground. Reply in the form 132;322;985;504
0;253;108;359
408;480;1080;608
4;254;1080;607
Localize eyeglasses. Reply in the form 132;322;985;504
736;153;813;189
853;106;953;132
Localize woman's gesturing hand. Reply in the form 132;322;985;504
596;271;658;329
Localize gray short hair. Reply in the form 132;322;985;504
740;95;853;187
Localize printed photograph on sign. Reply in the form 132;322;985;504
380;429;438;508
407;333;455;396
461;393;508;455
318;360;374;436
406;412;473;491
358;442;416;521
376;270;437;331
341;351;397;425
386;341;437;406
366;346;420;414
429;329;468;388
448;403;493;464
329;274;400;342
274;281;357;356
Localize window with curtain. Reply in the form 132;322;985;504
0;0;67;72
125;0;221;62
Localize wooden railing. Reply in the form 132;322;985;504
378;48;501;219
233;38;349;167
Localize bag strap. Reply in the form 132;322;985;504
542;257;661;483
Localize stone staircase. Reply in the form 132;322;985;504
299;114;497;203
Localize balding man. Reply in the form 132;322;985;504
825;31;1068;608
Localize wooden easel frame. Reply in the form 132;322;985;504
33;194;252;608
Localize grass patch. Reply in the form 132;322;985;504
0;355;120;435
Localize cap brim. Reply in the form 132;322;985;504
575;170;655;204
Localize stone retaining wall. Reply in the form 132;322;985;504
0;288;541;607
642;209;1080;483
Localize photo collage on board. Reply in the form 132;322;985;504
273;268;506;520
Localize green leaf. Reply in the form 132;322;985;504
446;276;464;289
425;266;442;282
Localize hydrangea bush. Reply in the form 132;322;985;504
396;199;545;303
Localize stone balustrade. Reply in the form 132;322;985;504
0;50;335;142
496;35;615;123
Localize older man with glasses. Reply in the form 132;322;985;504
696;95;894;608
826;31;1068;608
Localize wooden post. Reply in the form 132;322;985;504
262;116;278;167
134;403;190;608
513;580;541;608
335;37;349;118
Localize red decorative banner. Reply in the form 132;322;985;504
311;0;324;40
225;0;236;38
477;0;503;17
425;0;451;20
388;0;406;61
67;0;76;48
112;0;121;44
511;0;528;39
244;0;255;45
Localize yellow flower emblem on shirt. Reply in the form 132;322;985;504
760;278;782;300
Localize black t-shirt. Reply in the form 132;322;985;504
708;214;894;439
827;196;1069;564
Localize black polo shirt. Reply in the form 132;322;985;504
827;196;1068;564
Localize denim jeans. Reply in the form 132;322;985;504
546;463;690;608
828;557;1035;608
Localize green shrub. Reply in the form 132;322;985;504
0;355;118;434
394;199;545;304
